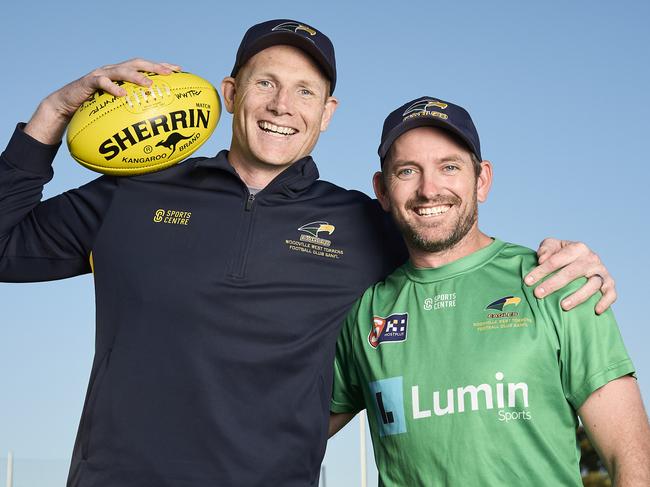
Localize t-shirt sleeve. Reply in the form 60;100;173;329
331;300;366;414
544;278;635;410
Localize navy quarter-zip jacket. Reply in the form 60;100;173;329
0;126;406;487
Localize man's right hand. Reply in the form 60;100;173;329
24;58;181;145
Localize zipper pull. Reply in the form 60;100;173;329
245;193;255;211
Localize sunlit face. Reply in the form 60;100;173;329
374;126;491;254
222;45;337;171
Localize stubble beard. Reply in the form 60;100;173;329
392;191;478;254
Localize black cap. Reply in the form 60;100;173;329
378;96;481;164
231;19;337;94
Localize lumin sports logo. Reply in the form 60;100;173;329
370;372;531;437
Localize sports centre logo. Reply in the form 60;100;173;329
368;313;408;348
153;208;192;226
423;292;456;311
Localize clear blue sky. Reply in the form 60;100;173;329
1;1;649;485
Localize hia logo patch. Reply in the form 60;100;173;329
368;313;408;348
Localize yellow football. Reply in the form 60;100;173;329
67;71;220;175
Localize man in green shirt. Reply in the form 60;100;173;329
329;96;650;486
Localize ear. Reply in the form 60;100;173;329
319;96;339;132
476;160;493;203
221;77;237;114
373;171;391;212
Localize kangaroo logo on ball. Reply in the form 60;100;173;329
156;132;196;158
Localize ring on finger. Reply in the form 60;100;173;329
592;274;605;288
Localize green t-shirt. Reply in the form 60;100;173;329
331;239;634;487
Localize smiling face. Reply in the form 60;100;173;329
221;45;338;184
374;126;492;259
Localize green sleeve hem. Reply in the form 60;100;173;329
330;399;362;414
568;359;636;409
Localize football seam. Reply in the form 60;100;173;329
74;137;210;174
76;157;187;174
68;84;214;146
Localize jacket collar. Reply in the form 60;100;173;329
194;150;320;196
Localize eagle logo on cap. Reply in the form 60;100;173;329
402;99;449;121
272;22;317;36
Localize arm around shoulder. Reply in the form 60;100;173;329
525;238;616;314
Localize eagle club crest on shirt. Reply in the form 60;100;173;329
368;313;408;348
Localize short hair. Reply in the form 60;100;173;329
469;152;482;179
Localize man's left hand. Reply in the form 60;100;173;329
524;238;615;314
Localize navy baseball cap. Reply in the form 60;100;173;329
378;96;481;164
231;19;337;94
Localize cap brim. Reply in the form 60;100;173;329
232;31;335;93
379;117;480;162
